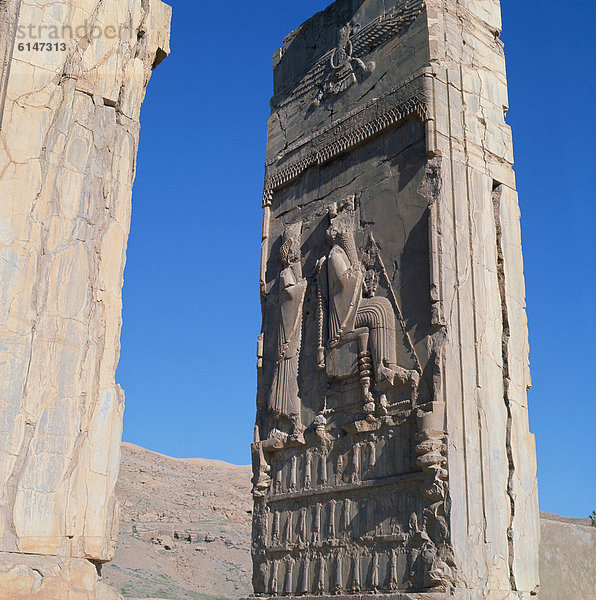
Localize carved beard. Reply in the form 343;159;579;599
336;230;359;268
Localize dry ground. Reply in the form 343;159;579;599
103;443;253;600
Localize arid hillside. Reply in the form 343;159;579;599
103;443;253;600
104;443;595;600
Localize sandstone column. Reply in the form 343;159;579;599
0;1;170;597
251;1;539;599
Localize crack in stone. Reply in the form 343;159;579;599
492;182;517;592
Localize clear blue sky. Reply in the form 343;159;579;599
117;0;596;519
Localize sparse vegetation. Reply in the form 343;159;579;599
118;568;224;600
590;510;596;527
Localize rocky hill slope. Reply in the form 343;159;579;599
103;443;252;600
103;443;595;600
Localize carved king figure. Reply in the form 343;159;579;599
322;199;419;410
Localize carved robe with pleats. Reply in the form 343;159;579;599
269;264;307;421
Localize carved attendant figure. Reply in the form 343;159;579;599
304;450;312;488
285;556;295;594
290;454;297;491
389;548;399;590
272;510;280;545
351;443;361;483
334;552;343;593
313;503;321;543
320;449;328;485
335;453;344;485
317;555;326;594
367;440;376;472
352;552;361;593
371;552;379;591
299;506;308;544
301;554;311;594
269;222;308;442
270;560;279;595
343;499;352;538
328;499;337;540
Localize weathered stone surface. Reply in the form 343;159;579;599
0;553;122;600
539;514;596;600
0;0;170;597
252;1;539;599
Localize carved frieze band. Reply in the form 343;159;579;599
268;471;423;504
264;73;430;203
273;0;425;107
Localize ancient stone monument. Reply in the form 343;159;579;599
251;1;540;598
0;0;170;597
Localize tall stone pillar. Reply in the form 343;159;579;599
251;1;539;599
0;1;170;598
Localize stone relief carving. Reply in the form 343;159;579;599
264;72;431;202
251;426;275;498
269;222;308;444
299;506;308;544
316;554;326;594
256;453;452;592
253;121;453;599
328;499;337;540
351;443;361;483
313;20;375;108
371;551;380;590
286;509;294;547
301;554;310;594
333;551;344;593
405;499;456;592
352;551;361;592
389;548;399;590
342;499;351;537
272;0;425;108
367;439;376;472
416;401;448;502
271;510;280;546
285;555;295;594
290;454;298;491
313;503;321;543
335;453;344;485
304;450;312;488
253;0;540;594
319;448;328;485
270;559;279;595
317;198;420;415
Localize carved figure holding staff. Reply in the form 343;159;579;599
268;222;307;443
